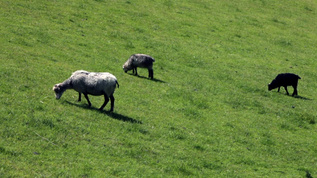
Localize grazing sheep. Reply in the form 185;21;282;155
123;54;155;79
53;70;119;111
268;73;301;96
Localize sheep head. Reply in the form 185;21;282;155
123;59;134;73
53;83;66;99
123;63;132;73
268;81;277;91
268;84;272;91
122;65;128;73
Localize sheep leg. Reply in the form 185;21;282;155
109;95;115;112
99;94;109;111
83;93;92;107
284;86;289;95
277;87;280;92
292;85;298;96
78;93;82;102
148;69;154;79
134;67;138;76
130;67;136;75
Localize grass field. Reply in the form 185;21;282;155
1;0;317;177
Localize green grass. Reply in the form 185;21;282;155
1;0;317;177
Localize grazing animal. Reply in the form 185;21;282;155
123;54;155;79
306;171;313;178
268;73;301;96
53;70;119;111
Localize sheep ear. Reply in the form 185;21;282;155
53;84;59;90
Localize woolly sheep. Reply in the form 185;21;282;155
53;70;119;111
268;73;301;96
123;54;155;79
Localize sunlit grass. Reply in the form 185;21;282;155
1;0;317;177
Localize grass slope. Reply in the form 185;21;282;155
1;0;317;177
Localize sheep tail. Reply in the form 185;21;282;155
297;75;301;79
116;80;119;88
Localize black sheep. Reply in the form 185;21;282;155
123;54;155;79
268;73;301;96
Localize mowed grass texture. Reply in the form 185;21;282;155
1;0;317;177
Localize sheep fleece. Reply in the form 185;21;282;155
70;71;117;96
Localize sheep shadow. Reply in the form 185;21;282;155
293;95;312;100
103;112;142;124
275;93;312;100
64;101;142;124
127;73;166;83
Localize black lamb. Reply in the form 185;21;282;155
123;54;155;79
268;73;301;96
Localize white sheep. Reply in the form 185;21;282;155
123;54;155;79
53;70;119;111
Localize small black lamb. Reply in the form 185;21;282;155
268;73;301;96
123;54;155;79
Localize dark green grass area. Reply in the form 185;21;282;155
1;0;317;177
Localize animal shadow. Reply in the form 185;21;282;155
293;95;312;100
277;93;312;100
104;112;142;124
127;73;166;83
64;101;142;124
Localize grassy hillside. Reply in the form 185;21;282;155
1;0;317;177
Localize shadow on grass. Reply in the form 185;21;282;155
104;112;142;124
276;92;312;100
64;101;142;124
293;95;312;100
127;73;166;83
